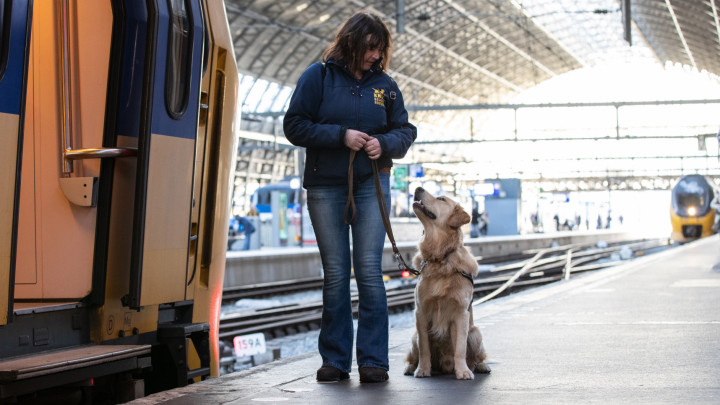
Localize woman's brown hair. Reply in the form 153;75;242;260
322;11;392;74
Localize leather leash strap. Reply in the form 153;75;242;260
344;150;417;274
343;151;357;224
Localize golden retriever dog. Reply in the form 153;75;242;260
404;187;490;380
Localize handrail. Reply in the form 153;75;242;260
59;0;135;176
65;147;138;160
563;249;574;280
472;238;670;307
59;0;72;174
472;248;550;306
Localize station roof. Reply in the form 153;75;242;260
224;0;720;192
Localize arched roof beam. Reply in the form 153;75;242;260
351;1;524;93
225;5;327;85
441;0;563;77
390;71;472;104
665;0;697;70
712;0;720;52
506;0;589;67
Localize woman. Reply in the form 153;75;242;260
283;11;416;383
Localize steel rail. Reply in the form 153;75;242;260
219;238;670;342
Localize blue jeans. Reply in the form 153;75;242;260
243;231;253;250
306;172;390;373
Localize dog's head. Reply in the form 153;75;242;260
413;187;471;232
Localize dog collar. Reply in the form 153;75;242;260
421;248;456;264
416;262;475;312
418;247;456;276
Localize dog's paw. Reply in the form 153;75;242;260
455;368;474;380
475;363;491;374
404;365;417;376
414;368;431;378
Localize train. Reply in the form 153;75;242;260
250;177;303;218
0;0;238;402
669;174;718;243
249;177;317;246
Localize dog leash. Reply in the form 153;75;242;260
344;150;418;275
344;158;473;310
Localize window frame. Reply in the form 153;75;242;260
164;0;194;120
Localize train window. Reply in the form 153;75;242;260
677;193;704;207
673;176;712;217
0;0;10;81
165;0;194;119
677;179;708;206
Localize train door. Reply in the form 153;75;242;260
126;0;205;308
15;0;114;303
95;0;227;340
92;0;153;336
0;0;32;325
190;0;239;377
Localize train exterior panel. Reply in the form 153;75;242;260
669;210;715;242
0;0;237;402
0;0;32;327
670;175;717;243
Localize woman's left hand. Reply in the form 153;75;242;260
363;137;382;160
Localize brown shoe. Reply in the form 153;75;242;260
317;366;350;382
359;367;388;383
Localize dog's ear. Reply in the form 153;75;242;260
448;205;471;229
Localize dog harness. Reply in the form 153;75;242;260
418;248;475;312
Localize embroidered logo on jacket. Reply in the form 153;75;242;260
373;88;386;107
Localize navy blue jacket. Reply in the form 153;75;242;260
283;60;417;187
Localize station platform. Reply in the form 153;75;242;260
224;229;640;286
133;235;720;404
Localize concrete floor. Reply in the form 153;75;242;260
133;235;720;405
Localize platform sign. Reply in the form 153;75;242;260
409;164;424;178
233;332;267;357
393;166;408;190
474;182;495;196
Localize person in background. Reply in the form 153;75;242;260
236;215;256;251
283;11;416;383
229;214;256;251
228;216;238;250
470;201;480;238
606;212;612;229
711;192;720;232
480;210;489;235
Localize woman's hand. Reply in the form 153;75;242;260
363;137;382;160
345;129;369;151
345;129;381;159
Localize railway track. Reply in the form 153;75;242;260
219;238;670;343
220;251;533;305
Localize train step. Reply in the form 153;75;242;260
0;344;151;398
